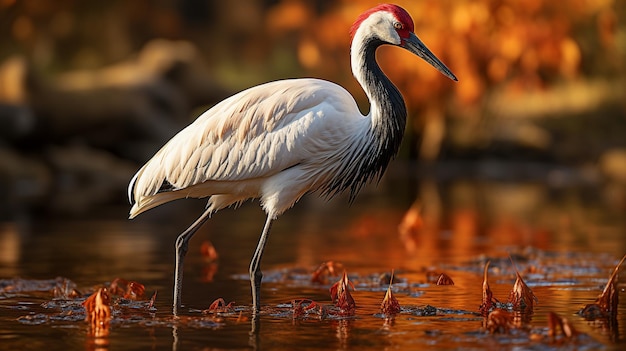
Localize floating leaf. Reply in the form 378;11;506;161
292;299;324;319
203;298;235;314
381;271;401;315
426;271;454;285
82;288;111;324
52;278;81;299
508;263;538;311
436;273;455;286
579;254;625;319
311;261;343;284
147;290;157;309
125;281;145;300
108;278;127;296
109;278;145;300
479;261;496;315
330;271;356;315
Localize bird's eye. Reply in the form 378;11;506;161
394;22;403;30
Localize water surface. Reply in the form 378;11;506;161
1;168;625;350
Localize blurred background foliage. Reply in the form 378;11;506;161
0;0;625;214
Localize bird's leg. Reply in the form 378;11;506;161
173;208;212;315
249;215;274;315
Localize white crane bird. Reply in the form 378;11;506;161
128;3;457;315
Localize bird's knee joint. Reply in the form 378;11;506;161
175;236;189;254
250;268;263;282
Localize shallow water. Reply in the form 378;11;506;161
1;167;625;350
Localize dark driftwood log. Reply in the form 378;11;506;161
0;40;231;213
26;40;231;158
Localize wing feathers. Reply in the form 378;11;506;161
128;78;362;216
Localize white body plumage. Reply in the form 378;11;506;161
129;78;371;220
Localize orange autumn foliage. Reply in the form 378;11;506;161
284;0;612;108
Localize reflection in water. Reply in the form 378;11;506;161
334;319;351;349
172;324;179;351
86;321;110;351
0;176;624;350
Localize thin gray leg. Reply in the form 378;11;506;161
173;208;212;315
249;215;274;314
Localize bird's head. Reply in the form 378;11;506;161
350;4;457;82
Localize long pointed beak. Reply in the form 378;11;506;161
402;32;457;82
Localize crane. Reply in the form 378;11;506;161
128;3;457;316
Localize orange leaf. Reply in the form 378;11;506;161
292;299;324;319
436;273;455;285
52;278;81;299
595;254;625;314
108;278;128;296
330;271;356;314
479;261;495;316
311;261;343;284
124;281;145;300
82;287;111;324
381;271;401;315
147;290;157;309
203;297;235;313
109;278;145;300
508;269;538;311
579;254;625;319
292;299;306;319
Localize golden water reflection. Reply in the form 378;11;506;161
0;175;624;350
